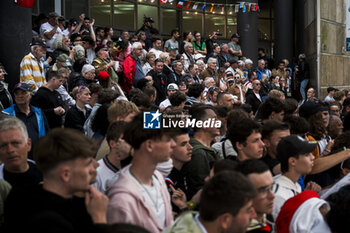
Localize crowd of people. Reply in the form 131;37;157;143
1;11;350;233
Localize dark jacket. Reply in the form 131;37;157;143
64;105;91;133
31;86;66;129
3;184;96;233
147;69;175;105
182;138;220;199
246;89;262;114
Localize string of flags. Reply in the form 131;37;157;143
164;0;260;13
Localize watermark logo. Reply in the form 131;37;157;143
143;110;161;129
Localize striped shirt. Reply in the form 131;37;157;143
20;53;46;92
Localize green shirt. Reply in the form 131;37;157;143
192;41;206;51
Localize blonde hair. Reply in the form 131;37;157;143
268;89;284;99
107;100;139;123
71;85;90;100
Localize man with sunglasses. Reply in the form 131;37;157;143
246;80;262;114
236;159;275;233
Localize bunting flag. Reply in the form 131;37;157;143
160;0;167;4
172;1;259;13
200;3;207;11
209;4;214;12
176;0;184;8
184;1;192;9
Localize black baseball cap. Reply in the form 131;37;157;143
231;33;240;39
277;135;317;158
299;101;328;119
13;82;31;93
30;38;46;48
144;17;154;23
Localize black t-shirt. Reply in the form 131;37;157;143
3;161;43;189
260;154;279;176
166;167;188;213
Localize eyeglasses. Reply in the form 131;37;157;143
257;184;275;198
254;83;261;86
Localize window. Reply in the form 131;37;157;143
90;0;111;26
227;15;238;39
113;1;135;30
206;14;226;38
137;4;158;30
64;0;89;22
183;11;203;35
161;8;178;35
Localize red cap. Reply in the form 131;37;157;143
275;190;319;233
98;71;109;81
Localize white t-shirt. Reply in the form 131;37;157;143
93;157;120;194
126;168;166;228
40;22;63;52
159;99;171;109
149;48;163;59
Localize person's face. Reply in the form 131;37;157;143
154;40;162;50
278;63;285;70
322;110;330;128
258;61;265;70
222;45;229;53
174;32;180;39
77;89;91;105
208;61;217;71
147;55;155;65
35;46;47;58
172;134;193;163
222;94;234;109
140;33;147;41
204;109;221;137
294;153;315;175
52;77;65;89
180;56;184;64
213;46;221;54
330;105;340;116
97;29;105;38
238;131;265;160
186;44;194;54
329;116;343;137
63;37;70;47
191;65;199;75
195;33;201;41
186;32;193;41
307;88;315;99
99;48;109;59
151;135;176;162
14;89;32;105
84;70;96;80
228;200;256;233
83;19;90;28
121;31;129;40
111;135;131;161
0;69;4;81
73;36;83;45
212;91;219;102
109;28;114;36
271;111;285;122
169;50;177;58
133;46;143;57
248;171;275;216
175;62;183;73
167;88;177;96
253;80;261;91
155;62;164;73
234;74;242;84
264;129;290;157
68;157;98;191
145;76;154;86
0;128;31;172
